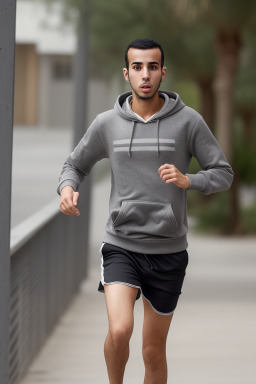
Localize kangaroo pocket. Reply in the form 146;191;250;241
111;200;178;238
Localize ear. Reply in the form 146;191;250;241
161;67;167;82
123;68;129;82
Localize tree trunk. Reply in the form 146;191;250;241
213;29;242;234
225;168;243;234
213;29;241;161
197;77;215;132
240;110;254;144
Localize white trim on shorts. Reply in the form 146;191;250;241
141;292;175;316
104;281;142;292
99;242;176;316
99;242;106;286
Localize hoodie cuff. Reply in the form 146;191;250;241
57;180;78;195
185;173;207;193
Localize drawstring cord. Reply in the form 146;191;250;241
156;119;160;156
128;120;136;157
143;254;153;270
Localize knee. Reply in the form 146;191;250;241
108;324;133;350
142;343;165;368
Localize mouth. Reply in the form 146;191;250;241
140;84;152;92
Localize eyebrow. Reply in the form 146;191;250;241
131;61;160;65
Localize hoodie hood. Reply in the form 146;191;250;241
114;90;185;157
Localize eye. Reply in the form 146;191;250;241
149;65;157;70
133;65;141;70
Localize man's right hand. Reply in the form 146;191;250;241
60;186;80;216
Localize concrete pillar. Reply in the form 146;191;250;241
73;8;90;147
0;0;17;382
72;7;91;278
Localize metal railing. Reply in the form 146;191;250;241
8;181;91;384
1;2;92;382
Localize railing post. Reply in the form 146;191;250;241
0;0;17;382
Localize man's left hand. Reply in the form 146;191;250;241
158;164;190;189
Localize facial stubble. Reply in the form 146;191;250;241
128;75;162;101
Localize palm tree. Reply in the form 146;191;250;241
235;30;256;145
235;68;256;144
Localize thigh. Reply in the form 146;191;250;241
142;295;173;348
104;283;139;331
141;250;189;315
98;242;142;301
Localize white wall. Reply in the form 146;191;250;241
38;55;124;129
38;55;74;128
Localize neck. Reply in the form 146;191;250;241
130;92;164;120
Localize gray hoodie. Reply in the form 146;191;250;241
57;90;234;254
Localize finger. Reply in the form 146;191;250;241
67;198;76;212
62;199;77;215
69;198;80;215
159;165;175;175
72;193;80;215
162;175;174;182
158;163;172;173
60;203;73;216
61;206;80;216
60;201;73;215
163;170;177;178
61;199;70;212
162;174;173;181
165;178;177;184
160;169;174;177
66;197;78;212
73;191;79;206
68;205;79;215
160;171;177;181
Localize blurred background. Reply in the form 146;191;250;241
9;0;256;383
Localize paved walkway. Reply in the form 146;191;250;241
19;172;256;384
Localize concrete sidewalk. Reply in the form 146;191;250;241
20;175;256;384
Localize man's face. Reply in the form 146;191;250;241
123;48;166;100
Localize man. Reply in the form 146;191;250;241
57;38;234;384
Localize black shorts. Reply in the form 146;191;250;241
98;242;189;316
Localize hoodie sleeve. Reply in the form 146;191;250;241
185;116;234;195
56;115;108;195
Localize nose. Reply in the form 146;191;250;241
142;67;150;80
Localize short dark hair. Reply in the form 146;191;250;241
125;38;164;69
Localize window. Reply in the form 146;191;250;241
52;56;72;80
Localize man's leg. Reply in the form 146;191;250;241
142;296;174;384
104;283;139;384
